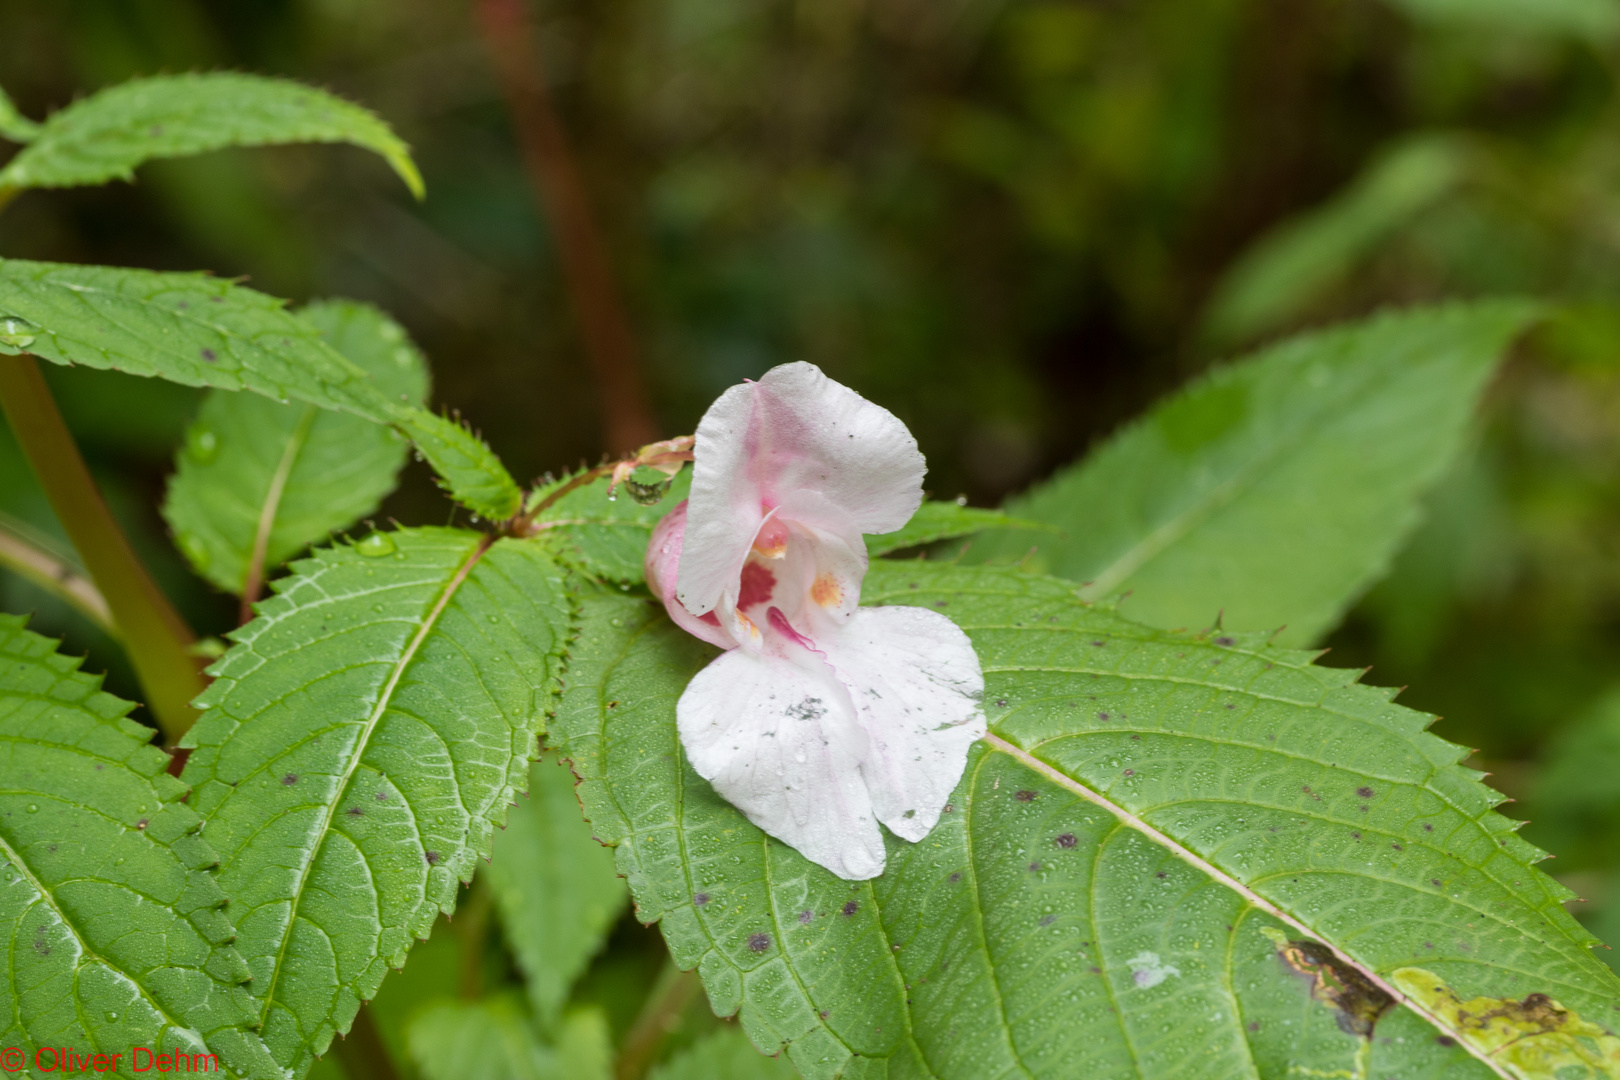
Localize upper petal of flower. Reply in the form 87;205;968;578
819;605;986;843
645;500;738;650
677;641;887;880
676;362;924;617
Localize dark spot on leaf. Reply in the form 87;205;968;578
282;774;298;785
1090;640;1106;647
1248;1021;1260;1032
1028;862;1041;872
798;910;813;925
933;600;947;608
1155;872;1167;879
1090;966;1102;974
1437;1036;1456;1047
748;933;771;953
1224;703;1236;710
1272;937;1393;1037
346;806;364;817
1351;832;1361;840
694;893;710;906
1123;769;1134;776
1039;915;1056;927
947;872;961;884
200;348;217;363
1391;843;1402;851
375;791;389;801
1055;834;1077;849
1431;879;1443;887
1423;823;1434;832
1357;786;1375;798
425;851;441;865
135;818;148;830
1098;712;1110;721
1014;790;1036;802
841;901;859;916
1215;636;1235;646
995;698;1008;708
1424;942;1435;949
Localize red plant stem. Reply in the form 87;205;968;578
474;0;658;455
0;355;204;742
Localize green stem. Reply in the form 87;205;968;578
0;354;203;741
0;513;116;637
614;962;700;1080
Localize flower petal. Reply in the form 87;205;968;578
677;644;887;880
645;501;737;650
820;606;986;842
678;362;923;616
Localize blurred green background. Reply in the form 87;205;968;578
7;0;1620;1066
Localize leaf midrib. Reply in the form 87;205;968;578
253;532;493;1026
981;733;1515;1080
0;826;193;1041
241;404;318;595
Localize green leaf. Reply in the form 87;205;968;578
409;1000;612;1080
178;528;572;1076
0;258;520;520
0;615;282;1078
550;561;1620;1080
162;300;430;594
487;751;628;1026
0;83;41;143
1201;137;1471;347
865;500;1049;558
394;410;523;522
0;73;422;197
531;468;692;583
975;302;1540;645
648;1028;799;1080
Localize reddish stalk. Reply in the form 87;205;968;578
474;0;658;455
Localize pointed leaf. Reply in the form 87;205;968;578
0;73;421;197
179;528;571;1075
549;562;1620;1080
0;84;40;143
0;615;282;1078
408;999;611;1080
0;258;519;519
975;302;1540;645
163;300;430;593
487;752;627;1026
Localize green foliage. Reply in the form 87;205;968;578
0;83;39;143
1202;137;1472;347
393;410;523;522
0;73;422;197
550;560;1620;1079
408;999;612;1080
976;302;1538;645
487;752;628;1027
163;300;429;594
0;615;281;1078
863;500;1046;557
648;1028;799;1080
530;468;693;583
178;528;571;1075
0;258;520;519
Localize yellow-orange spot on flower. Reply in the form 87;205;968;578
812;573;844;609
753;539;787;559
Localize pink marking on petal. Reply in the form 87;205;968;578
699;611;722;626
738;562;777;610
768;606;816;651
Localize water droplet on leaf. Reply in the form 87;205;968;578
0;316;40;349
357;533;396;558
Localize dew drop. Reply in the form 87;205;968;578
357;532;397;558
185;426;219;464
0;316;40;349
25;804;37;813
106;1011;118;1021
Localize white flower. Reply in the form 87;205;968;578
645;362;985;880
